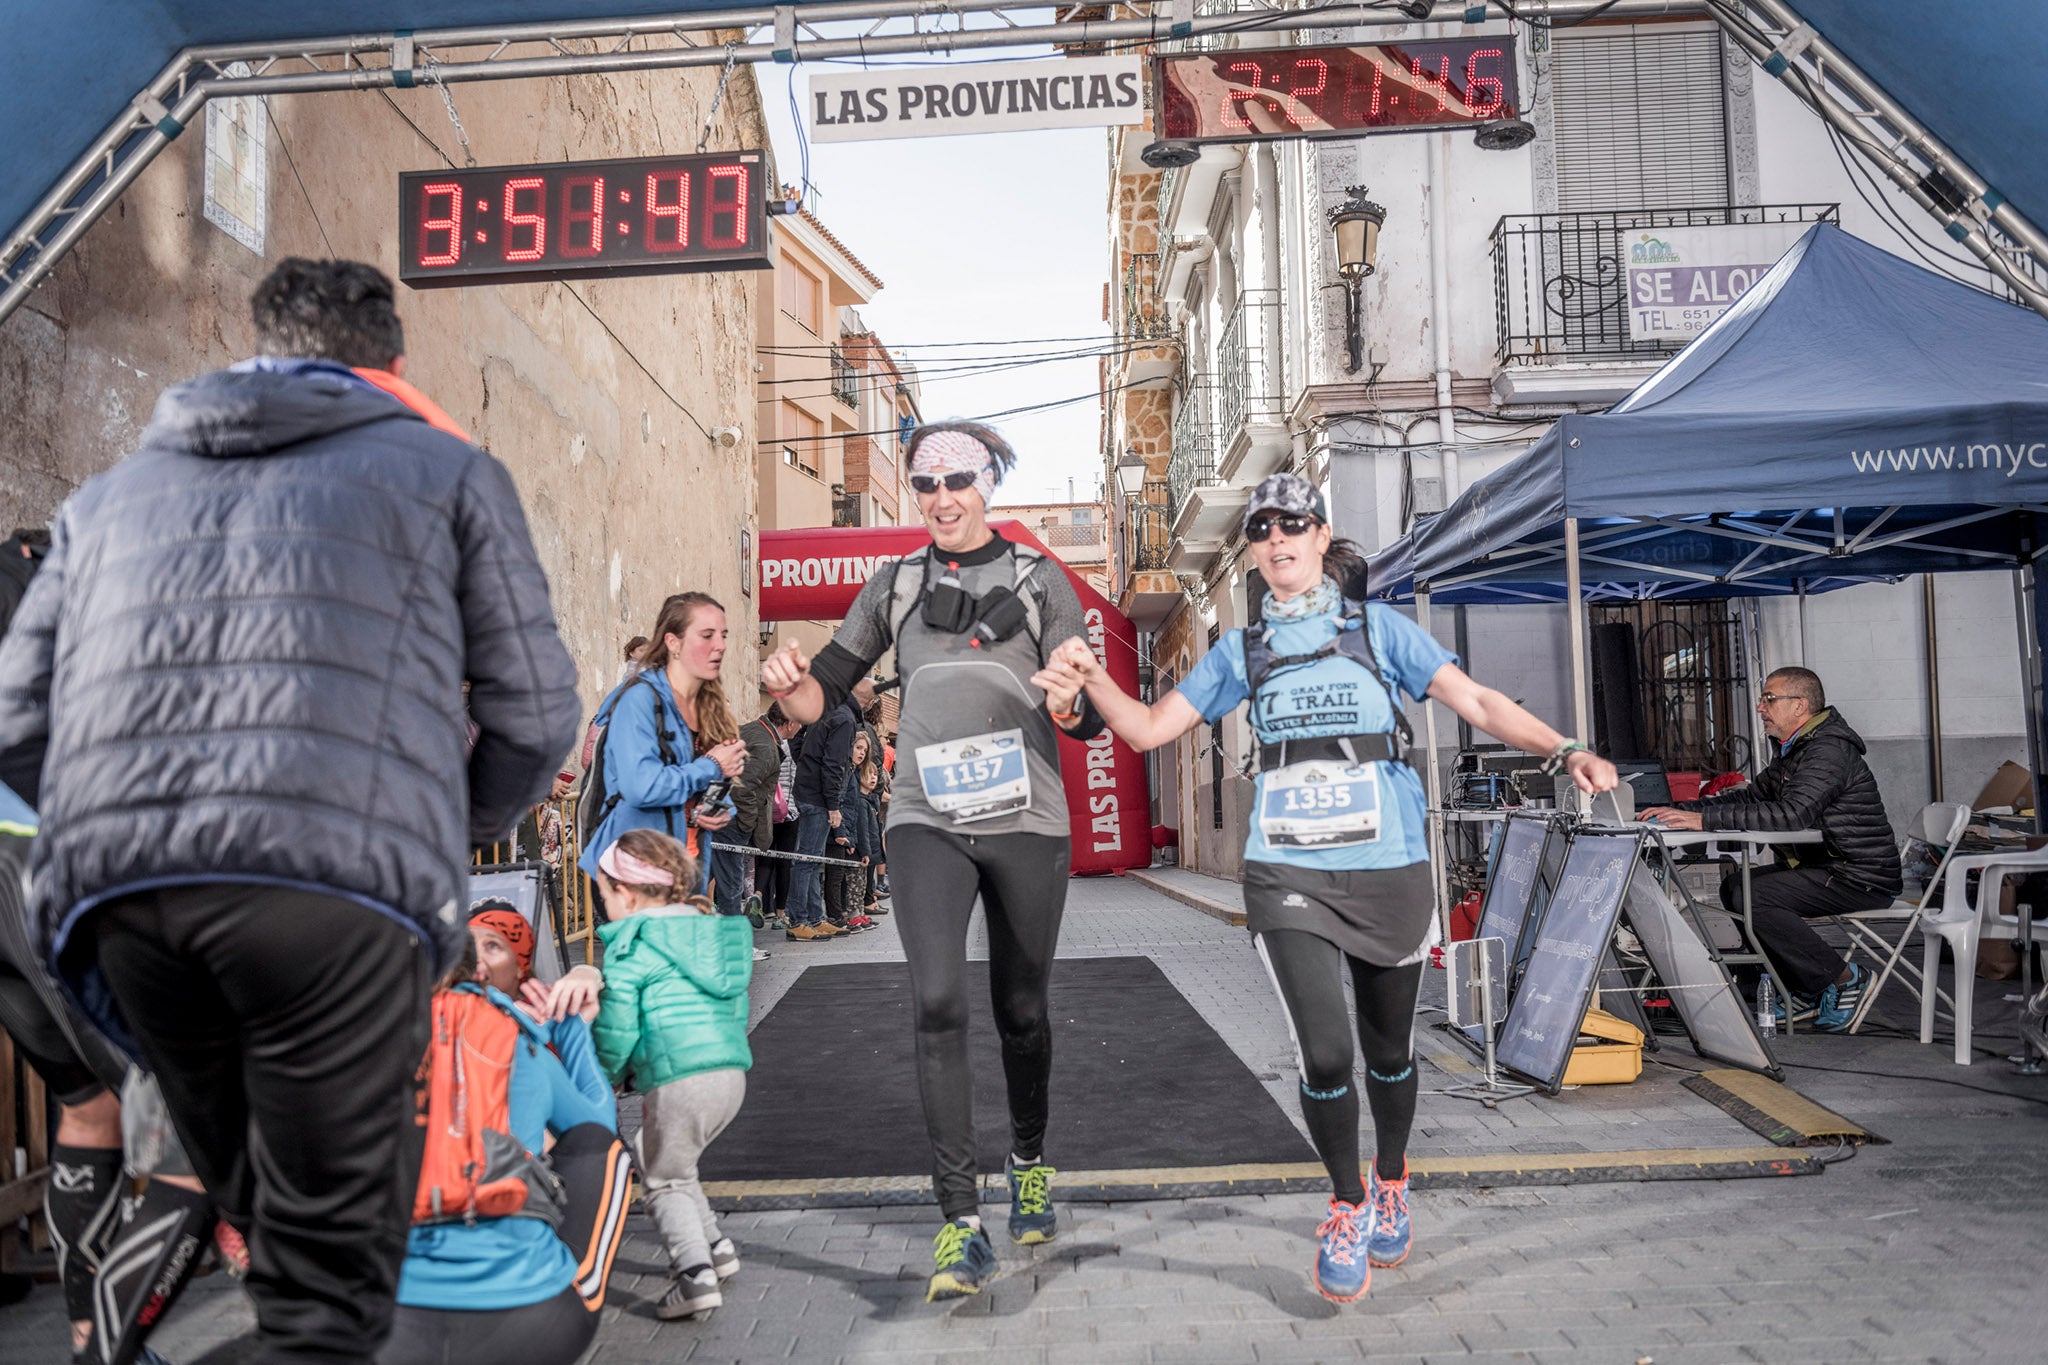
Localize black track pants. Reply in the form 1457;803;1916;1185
375;1287;596;1365
1719;864;1890;1000
94;884;431;1362
888;825;1071;1221
1255;929;1424;1205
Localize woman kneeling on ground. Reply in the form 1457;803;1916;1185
379;933;629;1365
1032;472;1616;1305
590;829;754;1323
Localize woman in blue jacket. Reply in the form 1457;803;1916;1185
579;593;747;891
1033;473;1616;1305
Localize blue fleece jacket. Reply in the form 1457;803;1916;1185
395;985;615;1311
576;670;723;880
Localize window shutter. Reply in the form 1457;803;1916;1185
1552;27;1728;213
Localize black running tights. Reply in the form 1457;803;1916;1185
1256;929;1424;1206
887;825;1071;1221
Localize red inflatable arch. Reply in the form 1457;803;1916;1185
757;521;1151;876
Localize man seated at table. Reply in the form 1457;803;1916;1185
1643;666;1900;1031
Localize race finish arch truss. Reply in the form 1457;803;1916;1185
7;1;2048;326
759;522;1151;878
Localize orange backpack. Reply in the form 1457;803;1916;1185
413;988;564;1227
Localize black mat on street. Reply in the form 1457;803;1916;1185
699;955;1313;1181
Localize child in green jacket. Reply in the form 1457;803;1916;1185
590;828;753;1324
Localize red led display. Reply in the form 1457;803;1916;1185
400;150;771;288
1156;39;1519;144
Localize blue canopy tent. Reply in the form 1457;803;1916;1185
1367;221;2048;815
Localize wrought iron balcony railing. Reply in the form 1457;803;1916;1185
1128;478;1171;572
1168;378;1220;522
1490;204;1838;364
1216;288;1282;439
1121;251;1173;342
829;346;860;407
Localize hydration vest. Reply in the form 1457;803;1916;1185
886;543;1047;649
1242;599;1412;771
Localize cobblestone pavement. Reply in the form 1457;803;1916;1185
8;874;2048;1363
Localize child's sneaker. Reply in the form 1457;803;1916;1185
762;912;791;931
709;1237;740;1281
844;914;876;933
1313;1197;1370;1302
1006;1160;1058;1244
743;893;765;929
926;1219;997;1302
1365;1161;1412;1267
655;1264;722;1321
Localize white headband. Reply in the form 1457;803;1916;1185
910;430;997;504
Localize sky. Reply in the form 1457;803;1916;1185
756;18;1115;508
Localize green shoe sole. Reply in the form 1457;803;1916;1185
926;1271;984;1302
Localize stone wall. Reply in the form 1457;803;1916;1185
0;55;772;723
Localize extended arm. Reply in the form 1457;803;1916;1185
1033;638;1207;753
1424;662;1615;793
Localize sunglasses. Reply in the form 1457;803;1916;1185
910;471;980;495
1246;512;1320;542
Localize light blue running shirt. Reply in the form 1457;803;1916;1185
1174;601;1454;871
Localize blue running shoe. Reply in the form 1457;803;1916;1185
1006;1160;1058;1245
1313;1197;1370;1303
926;1219;997;1302
1815;964;1868;1033
1366;1161;1412;1268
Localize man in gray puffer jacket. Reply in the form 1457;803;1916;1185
0;258;581;1360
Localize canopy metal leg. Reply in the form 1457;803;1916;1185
1564;518;1591;816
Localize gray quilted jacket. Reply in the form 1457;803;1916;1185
0;364;581;998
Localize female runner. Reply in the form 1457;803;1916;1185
1032;472;1614;1303
762;420;1104;1302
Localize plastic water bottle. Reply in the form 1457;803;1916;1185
1755;977;1778;1035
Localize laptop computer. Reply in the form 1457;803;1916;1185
1613;761;1674;809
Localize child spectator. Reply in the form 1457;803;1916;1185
589;830;753;1322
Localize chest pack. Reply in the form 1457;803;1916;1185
1243;600;1413;771
412;988;564;1229
575;674;694;853
887;544;1046;653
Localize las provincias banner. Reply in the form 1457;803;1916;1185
758;522;1151;877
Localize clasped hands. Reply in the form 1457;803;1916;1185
1031;637;1102;720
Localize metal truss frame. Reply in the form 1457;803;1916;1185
1705;0;2048;320
0;0;1707;327
3;0;2043;328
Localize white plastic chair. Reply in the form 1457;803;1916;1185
1914;844;2048;1064
1831;802;1971;1034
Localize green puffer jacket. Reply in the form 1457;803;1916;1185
591;907;752;1091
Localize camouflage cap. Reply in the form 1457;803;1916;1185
1242;472;1328;532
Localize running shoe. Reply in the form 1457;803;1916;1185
1365;1161;1412;1268
763;912;791;931
752;948;771;961
1312;1198;1370;1303
743;893;765;929
655;1265;722;1320
926;1220;997;1302
844;914;877;933
1814;964;1869;1033
1006;1160;1058;1245
709;1237;740;1281
815;919;848;937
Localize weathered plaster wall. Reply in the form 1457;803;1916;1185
0;54;771;721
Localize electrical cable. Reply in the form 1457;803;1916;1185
264;103;336;260
1818;118;1997;293
764;369;1161;444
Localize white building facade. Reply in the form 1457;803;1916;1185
1104;12;2030;878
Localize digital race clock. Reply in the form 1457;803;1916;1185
398;150;773;288
1154;38;1519;145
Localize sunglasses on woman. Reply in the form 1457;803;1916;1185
910;471;980;495
1245;512;1320;542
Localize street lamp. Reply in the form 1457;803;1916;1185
1114;451;1148;500
1328;186;1385;375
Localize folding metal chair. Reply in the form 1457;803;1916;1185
1830;801;1971;1033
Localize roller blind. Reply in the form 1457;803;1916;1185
1551;27;1729;213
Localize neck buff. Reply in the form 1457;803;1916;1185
910;430;998;504
599;840;678;888
1263;575;1342;623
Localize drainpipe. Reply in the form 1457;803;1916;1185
1427;132;1459;501
1924;574;1944;802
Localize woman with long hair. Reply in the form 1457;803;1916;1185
577;594;746;891
1033;472;1616;1304
763;420;1106;1302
